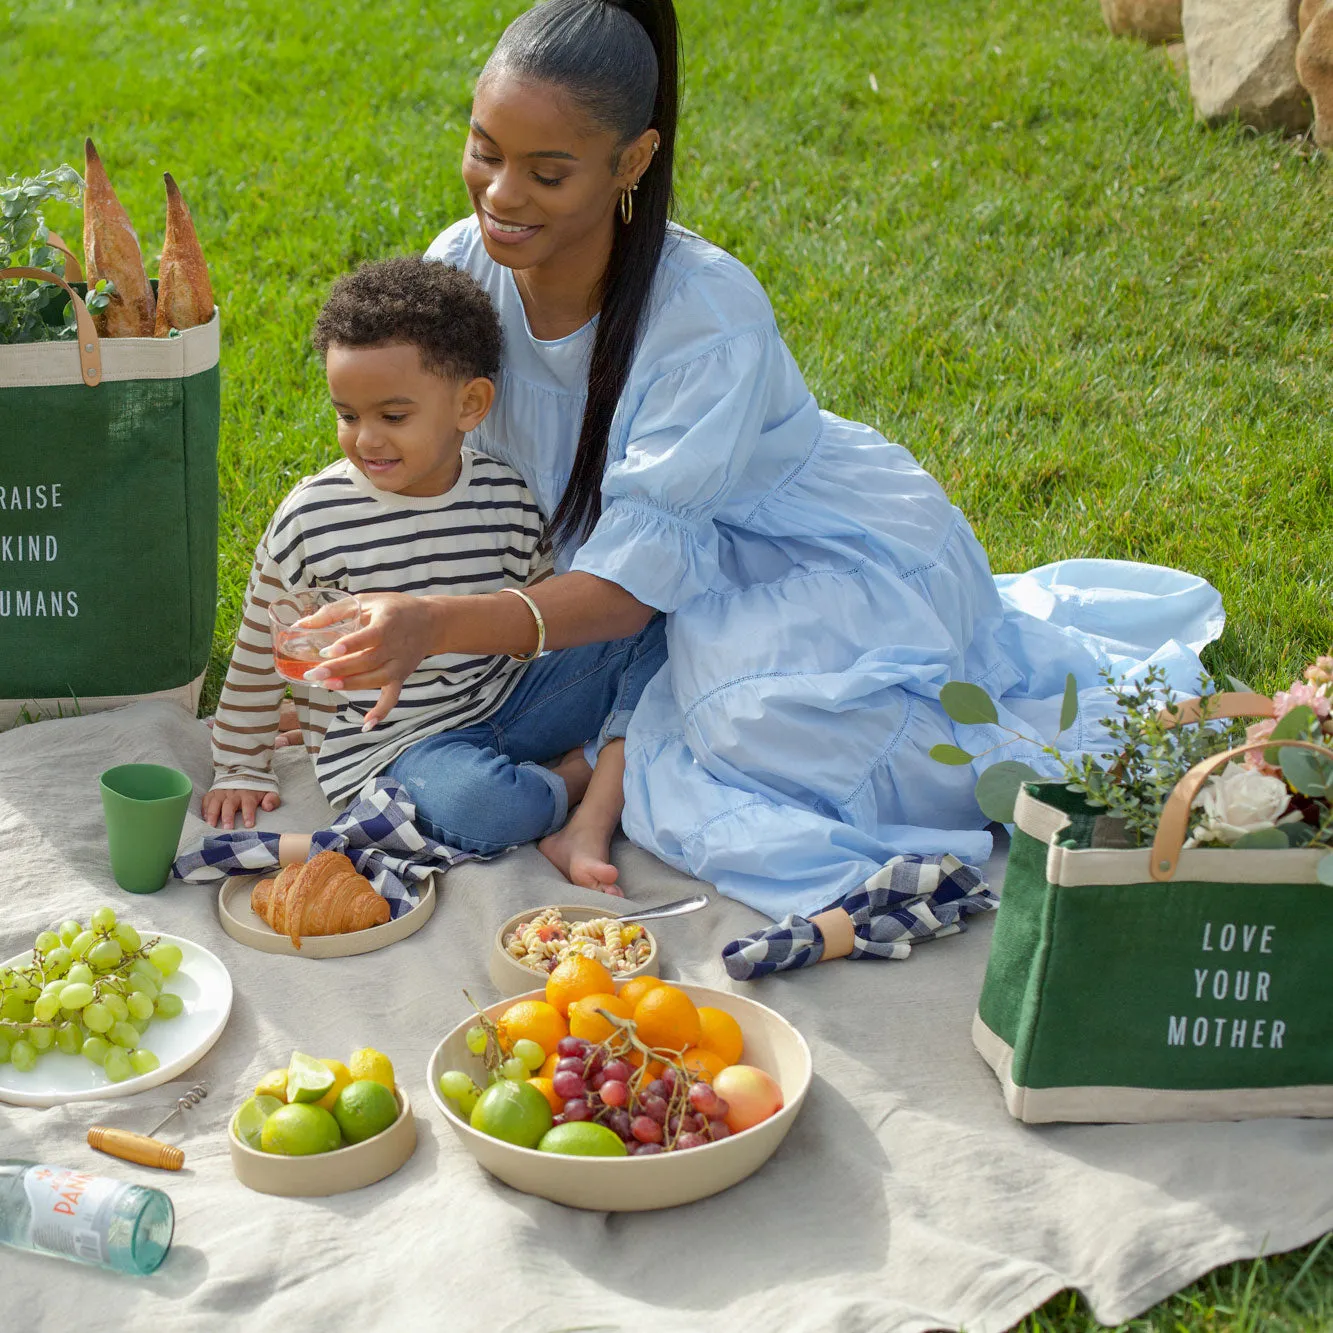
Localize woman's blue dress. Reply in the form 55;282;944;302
427;219;1224;920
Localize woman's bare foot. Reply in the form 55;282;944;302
539;821;623;895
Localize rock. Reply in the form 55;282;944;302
1297;0;1333;144
1182;0;1312;133
1099;0;1183;43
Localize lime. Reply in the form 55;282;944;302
348;1047;395;1091
469;1078;553;1148
314;1058;353;1113
254;1067;288;1101
260;1103;342;1156
232;1094;283;1149
286;1051;336;1104
332;1079;399;1144
537;1122;628;1157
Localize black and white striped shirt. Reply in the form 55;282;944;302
211;452;549;806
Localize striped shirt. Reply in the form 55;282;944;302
211;451;549;807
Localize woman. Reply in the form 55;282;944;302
307;0;1222;920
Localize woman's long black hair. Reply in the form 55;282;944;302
483;0;680;548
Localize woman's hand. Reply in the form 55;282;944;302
203;786;280;830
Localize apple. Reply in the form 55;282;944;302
712;1064;783;1133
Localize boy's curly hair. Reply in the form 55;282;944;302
312;257;502;381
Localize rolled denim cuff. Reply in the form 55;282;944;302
583;707;636;768
519;759;569;836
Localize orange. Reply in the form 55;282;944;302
679;1046;728;1082
625;1050;664;1082
528;1076;564;1115
616;975;664;1011
568;993;632;1044
632;984;701;1054
538;1052;559;1079
545;955;617;1018
495;1000;568;1057
696;1007;744;1067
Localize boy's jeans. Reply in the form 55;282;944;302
384;616;667;855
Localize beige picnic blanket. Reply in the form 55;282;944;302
1;700;1331;1332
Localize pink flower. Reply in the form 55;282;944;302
1273;680;1332;720
1305;655;1333;686
1243;718;1281;777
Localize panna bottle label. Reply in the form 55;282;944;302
22;1165;120;1265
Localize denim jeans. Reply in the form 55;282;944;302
384;616;667;855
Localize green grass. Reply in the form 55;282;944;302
4;0;1332;1323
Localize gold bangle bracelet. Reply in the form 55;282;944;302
499;586;546;662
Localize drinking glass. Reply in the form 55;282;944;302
268;589;362;685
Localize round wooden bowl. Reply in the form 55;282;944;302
426;984;811;1211
489;904;659;997
228;1086;416;1196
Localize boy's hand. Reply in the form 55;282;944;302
203;786;280;830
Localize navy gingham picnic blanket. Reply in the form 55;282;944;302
721;853;997;979
170;778;472;920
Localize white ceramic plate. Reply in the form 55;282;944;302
217;873;436;958
0;931;233;1108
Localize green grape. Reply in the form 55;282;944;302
0;1033;10;1063
102;993;130;1023
438;1069;474;1101
57;920;83;947
82;1002;113;1033
153;993;184;1019
129;966;160;997
65;963;94;987
465;1024;488;1055
32;994;61;1023
148;943;182;977
90;906;117;932
511;1038;547;1072
54;1023;81;1055
87;939;124;971
10;1039;37;1072
104;1049;134;1082
70;930;97;960
128;1049;160;1075
127;992;154;1022
43;946;73;976
30;1026;54;1052
82;1035;111;1065
499;1056;528;1082
113;923;142;952
58;982;95;1010
109;1021;140;1049
457;1086;481;1116
1;993;32;1023
34;930;61;954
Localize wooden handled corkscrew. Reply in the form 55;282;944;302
88;1083;208;1171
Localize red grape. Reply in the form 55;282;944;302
589;1070;608;1091
563;1098;593;1121
600;1079;628;1108
632;1142;664;1156
688;1082;721;1116
555;1056;584;1076
553;1070;587;1100
706;1119;731;1139
556;1037;586;1058
644;1079;669;1100
631;1115;663;1144
676;1131;708;1150
602;1059;633;1083
606;1108;632;1140
641;1094;669;1124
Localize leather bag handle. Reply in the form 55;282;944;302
1150;737;1330;881
0;265;102;386
1157;691;1275;728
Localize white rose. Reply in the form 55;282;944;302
1184;762;1295;848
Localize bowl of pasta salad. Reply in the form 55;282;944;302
489;905;659;997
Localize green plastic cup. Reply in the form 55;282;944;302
99;764;194;894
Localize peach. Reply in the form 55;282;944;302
712;1064;784;1133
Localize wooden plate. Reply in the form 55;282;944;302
217;873;436;958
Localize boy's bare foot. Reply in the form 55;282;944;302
547;747;594;806
539;823;623;896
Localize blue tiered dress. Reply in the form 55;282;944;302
427;219;1224;920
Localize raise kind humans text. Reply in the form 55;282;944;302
0;482;77;618
1168;921;1287;1052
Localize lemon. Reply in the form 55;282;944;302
232;1094;283;1149
314;1059;353;1113
254;1068;289;1101
332;1079;399;1144
286;1051;336;1104
259;1103;341;1155
348;1047;395;1091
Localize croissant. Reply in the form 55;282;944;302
82;138;155;338
153;173;214;336
251;850;390;949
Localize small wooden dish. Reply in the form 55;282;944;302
218;874;435;958
489;904;659;997
228;1086;416;1197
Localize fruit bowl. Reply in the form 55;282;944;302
488;904;659;998
426;984;811;1211
228;1085;416;1197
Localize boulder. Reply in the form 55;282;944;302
1297;0;1333;144
1182;0;1312;132
1099;0;1183;43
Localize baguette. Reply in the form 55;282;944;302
82;137;155;338
154;173;214;336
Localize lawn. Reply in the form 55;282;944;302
4;0;1332;1324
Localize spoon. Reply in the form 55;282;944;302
615;892;710;925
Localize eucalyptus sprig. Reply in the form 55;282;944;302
0;164;83;344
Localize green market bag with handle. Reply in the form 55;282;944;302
0;267;218;726
973;692;1333;1124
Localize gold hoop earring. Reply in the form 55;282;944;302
619;186;634;225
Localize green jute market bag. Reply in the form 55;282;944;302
0;267;218;726
973;693;1333;1124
